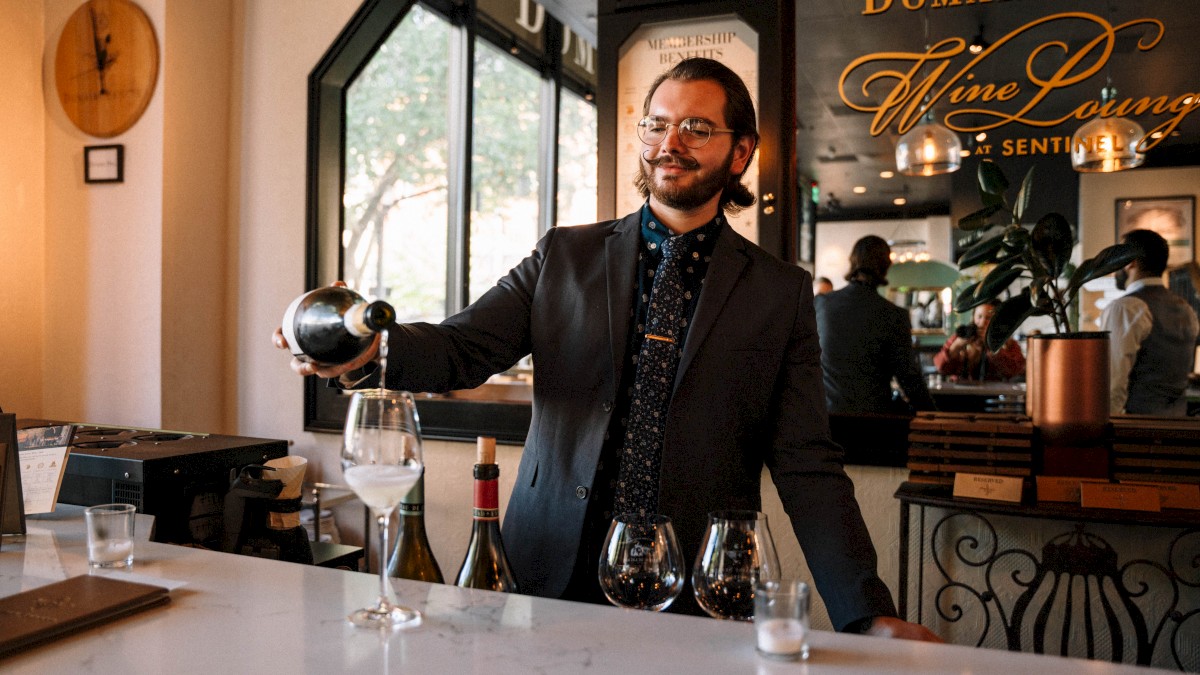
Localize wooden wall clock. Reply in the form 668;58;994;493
54;0;159;138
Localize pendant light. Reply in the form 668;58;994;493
896;112;963;176
1070;83;1146;173
895;9;961;176
1070;4;1146;173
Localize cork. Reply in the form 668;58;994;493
476;436;496;465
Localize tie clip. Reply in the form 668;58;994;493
645;334;676;344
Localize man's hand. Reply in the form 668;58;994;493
272;326;381;380
861;616;943;642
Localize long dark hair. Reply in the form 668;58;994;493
633;58;760;214
846;235;892;287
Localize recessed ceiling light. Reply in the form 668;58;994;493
960;149;971;157
975;132;987;142
893;197;907;206
853;186;866;194
880;170;894;179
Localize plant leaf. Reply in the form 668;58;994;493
1030;212;1074;279
985;291;1035;352
978;160;1009;196
975;262;1025;302
1013;166;1035;223
1067;242;1140;293
953;281;982;314
958;203;1005;231
957;232;1006;269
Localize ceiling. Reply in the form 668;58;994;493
550;0;1200;220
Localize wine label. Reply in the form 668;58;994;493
952;473;1023;503
399;503;424;515
472;507;500;520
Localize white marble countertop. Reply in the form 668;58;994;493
0;510;1174;674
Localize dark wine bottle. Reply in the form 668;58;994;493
280;286;395;364
454;437;519;592
388;470;444;583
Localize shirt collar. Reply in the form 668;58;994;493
1125;277;1164;294
638;202;723;253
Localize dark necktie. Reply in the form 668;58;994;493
614;235;686;519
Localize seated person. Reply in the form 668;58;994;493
934;300;1025;381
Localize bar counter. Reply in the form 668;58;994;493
0;510;1174;674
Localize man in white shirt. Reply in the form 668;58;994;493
1100;229;1200;416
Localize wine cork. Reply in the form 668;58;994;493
476;436;496;465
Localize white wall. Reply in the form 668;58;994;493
815;216;953;289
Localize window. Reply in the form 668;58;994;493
306;0;597;437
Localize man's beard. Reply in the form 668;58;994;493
639;147;735;211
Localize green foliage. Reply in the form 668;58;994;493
955;160;1139;351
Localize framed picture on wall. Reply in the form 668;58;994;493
84;144;124;184
1115;196;1195;267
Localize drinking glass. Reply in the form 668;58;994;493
342;389;424;629
692;510;781;621
598;513;684;611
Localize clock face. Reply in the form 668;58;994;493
54;0;159;138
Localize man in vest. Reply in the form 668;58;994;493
1100;229;1200;416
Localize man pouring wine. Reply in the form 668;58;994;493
275;57;939;642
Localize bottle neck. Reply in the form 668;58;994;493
399;472;426;516
472;463;500;521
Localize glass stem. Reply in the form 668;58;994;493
377;510;393;607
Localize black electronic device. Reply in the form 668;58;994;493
18;420;288;548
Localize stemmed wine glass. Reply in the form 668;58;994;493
692;510;781;621
598;513;684;611
341;389;424;629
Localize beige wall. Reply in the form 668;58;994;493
0;2;46;418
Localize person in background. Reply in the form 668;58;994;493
814;276;834;295
1101;228;1199;416
815;236;935;414
276;58;938;642
934;300;1025;381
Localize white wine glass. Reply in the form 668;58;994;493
598;513;684;611
341;389;424;629
692;510;781;621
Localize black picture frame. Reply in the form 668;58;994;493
84;144;124;183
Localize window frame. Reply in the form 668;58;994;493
304;0;594;439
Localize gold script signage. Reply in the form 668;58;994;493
838;11;1198;154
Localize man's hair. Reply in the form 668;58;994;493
1123;228;1170;276
634;58;760;214
846;235;892;287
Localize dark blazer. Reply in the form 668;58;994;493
815;282;935;414
381;211;896;630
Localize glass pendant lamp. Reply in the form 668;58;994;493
896;111;962;176
1070;86;1146;173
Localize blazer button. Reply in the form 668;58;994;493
602;401;613;412
575;486;588;499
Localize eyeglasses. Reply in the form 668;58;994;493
637;116;736;148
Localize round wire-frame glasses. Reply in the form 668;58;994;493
637;116;736;149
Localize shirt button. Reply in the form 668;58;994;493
576;486;588;499
603;401;613;412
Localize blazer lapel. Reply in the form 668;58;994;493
605;213;642;396
675;223;748;390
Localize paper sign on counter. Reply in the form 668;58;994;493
1080;483;1160;512
953;473;1024;503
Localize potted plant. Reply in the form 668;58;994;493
953;160;1139;477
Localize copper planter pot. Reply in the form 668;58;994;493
1025;333;1111;477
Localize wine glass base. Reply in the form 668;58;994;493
347;604;422;630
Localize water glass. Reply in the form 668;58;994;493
85;503;136;568
754;579;810;660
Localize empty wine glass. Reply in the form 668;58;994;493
692;510;781;621
598;513;684;611
341;389;424;629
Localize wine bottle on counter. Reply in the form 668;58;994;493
388;469;444;583
454;437;519;592
280;286;395;364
